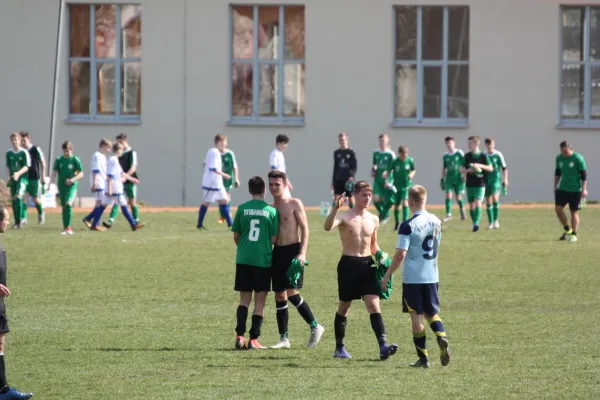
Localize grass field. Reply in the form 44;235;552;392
2;207;600;399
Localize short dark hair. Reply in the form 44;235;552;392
560;140;571;149
99;138;112;148
354;181;373;194
268;170;287;182
398;145;408;153
276;134;289;145
248;176;265;195
19;131;30;139
116;133;127;140
62;140;73;151
113;142;123;152
484;137;493;145
214;134;227;144
445;136;455;142
468;136;480;144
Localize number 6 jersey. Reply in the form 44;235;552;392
397;211;442;284
232;199;279;268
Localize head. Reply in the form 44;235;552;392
61;140;73;157
20;131;31;148
398;145;409;161
9;132;20;149
248;176;266;198
214;134;227;152
378;133;390;151
445;136;456;152
268;170;288;198
468;136;480;153
0;206;8;233
408;185;427;211
353;181;373;209
338;132;349;149
99;138;112;153
112;142;124;157
116;133;128;147
560;140;573;157
484;137;495;153
276;134;289;152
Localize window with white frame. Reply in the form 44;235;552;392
69;4;142;123
560;6;600;125
230;5;305;125
394;6;469;126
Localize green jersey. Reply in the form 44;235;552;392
222;150;237;176
6;148;31;185
53;155;84;188
392;156;415;188
232;199;279;268
443;149;464;182
485;150;507;184
556;152;586;192
372;149;396;183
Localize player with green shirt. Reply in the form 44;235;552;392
460;136;493;232
232;176;279;350
50;141;84;235
20;131;47;225
484;138;508;230
441;136;466;222
387;146;416;230
5;132;31;229
554;141;587;243
218;145;240;224
371;133;396;223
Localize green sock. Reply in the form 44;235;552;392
493;201;499;222
35;202;44;216
445;198;452;215
486;204;493;224
109;204;119;223
349;203;354;209
402;205;410;221
21;200;27;221
469;208;475;222
13;199;22;224
474;207;482;225
458;199;465;213
310;320;318;329
413;330;428;359
374;201;382;214
393;208;400;225
132;204;139;221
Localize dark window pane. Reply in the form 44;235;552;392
592;65;600;120
395;6;417;60
561;64;584;120
448;65;469;118
232;63;253;116
395;65;417;118
562;7;584;61
591;8;600;61
448;7;469;61
70;61;91;114
284;6;304;59
70;5;90;58
422;7;443;60
232;6;254;60
423;66;442;118
258;6;279;60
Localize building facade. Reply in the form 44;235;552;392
1;0;598;206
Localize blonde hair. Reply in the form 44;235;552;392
408;185;427;205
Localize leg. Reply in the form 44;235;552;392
425;313;450;366
0;329;32;397
347;194;355;209
273;290;290;343
393;204;401;228
555;205;569;227
409;312;430;367
120;197;140;229
485;194;494;227
444;190;453;219
364;295;398;360
129;195;139;221
402;199;410;221
492;192;500;226
197;201;209;229
249;291;267;341
218;199;233;227
287;288;323;348
107;204;119;226
235;291;252;348
571;210;580;237
334;301;351;356
456;183;466;220
91;199;106;228
32;195;44;221
20;194;28;223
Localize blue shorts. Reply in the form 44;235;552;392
402;283;440;315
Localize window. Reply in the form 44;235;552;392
394;6;469;127
69;4;142;123
230;5;305;125
560;6;600;126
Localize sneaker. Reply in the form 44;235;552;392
0;387;33;399
91;226;106;232
20;219;27;226
493;220;500;229
568;234;578;243
61;227;73;235
381;217;390;225
333;346;352;359
247;339;266;350
438;337;451;366
307;324;325;349
559;229;572;240
488;223;494;230
82;218;92;229
270;338;291;349
393;222;399;231
102;221;113;229
235;336;246;350
218;218;225;224
38;214;45;224
443;215;452;222
472;225;479;232
132;222;145;231
379;343;399;361
410;358;430;368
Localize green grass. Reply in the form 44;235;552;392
3;208;600;399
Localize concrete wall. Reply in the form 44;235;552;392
1;0;598;206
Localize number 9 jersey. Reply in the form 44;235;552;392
232;199;279;268
396;211;442;284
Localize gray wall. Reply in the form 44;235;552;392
1;0;598;206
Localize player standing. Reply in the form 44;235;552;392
5;133;30;229
332;132;357;209
324;181;398;360
389;145;416;230
0;206;34;399
197;134;232;230
267;170;324;349
218;141;240;224
82;138;112;231
441;136;466;222
460;136;493;232
232;176;279;350
371;134;396;223
49;141;84;235
269;134;293;192
381;185;450;369
554;141;587;242
19;132;46;225
484;138;508;229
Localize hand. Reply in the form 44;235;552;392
380;276;389;292
130;177;140;184
66;178;73;187
43;176;50;185
334;194;345;209
583;189;588;198
235;179;240;188
222;173;231;181
0;284;10;298
502;181;508;188
382;171;389;179
11;172;20;181
296;253;306;266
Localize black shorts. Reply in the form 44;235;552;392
555;189;581;211
333;180;353;196
234;264;271;293
271;243;302;292
0;299;8;334
402;283;440;316
337;256;379;302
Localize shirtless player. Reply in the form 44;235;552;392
268;170;325;349
324;180;398;360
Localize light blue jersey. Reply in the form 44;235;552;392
397;210;442;284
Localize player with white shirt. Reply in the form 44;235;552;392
381;185;451;369
103;143;144;231
197;134;232;230
269;134;293;192
82;138;112;231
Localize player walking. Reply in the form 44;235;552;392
460;136;493;232
484;138;508;229
269;134;293;192
332;132;357;209
19;131;46;225
441;136;466;222
49;141;84;235
218;141;240;224
371;134;396;223
381;185;450;369
5;133;30;229
232;176;279;350
389;145;415;230
324;181;398;360
82;138;112;231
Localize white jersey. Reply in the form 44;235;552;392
90;151;107;190
107;155;124;195
269;148;286;173
202;147;223;190
397;210;442;284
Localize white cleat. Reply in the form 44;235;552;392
381;218;390;225
488;223;494;230
568;235;578;243
443;215;452;222
269;338;291;349
307;324;325;349
20;219;27;226
493;220;500;229
39;214;45;224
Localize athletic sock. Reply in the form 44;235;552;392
458;199;465;214
219;204;233;227
275;300;289;339
474;207;482;226
235;305;248;336
13;199;22;225
0;354;7;393
197;205;208;228
131;204;139;221
121;205;137;227
369;312;386;345
249;315;263;340
108;204;119;223
413;330;428;359
35;202;44;216
288;294;317;328
486;204;493;224
91;205;106;227
402;205;410;221
445;198;452;215
21;200;27;221
428;315;447;339
393;208;400;226
493;201;499;222
63;205;72;229
334;313;347;348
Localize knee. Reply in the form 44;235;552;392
411;321;425;332
554;206;563;214
337;303;351;316
275;292;287;302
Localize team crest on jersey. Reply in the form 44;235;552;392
559;162;564;168
346;154;350;159
569;162;574;167
68;164;73;169
405;165;410;170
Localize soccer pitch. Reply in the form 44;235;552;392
4;208;600;399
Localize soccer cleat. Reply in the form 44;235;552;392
493;220;500;229
568;234;578;243
393;223;399;231
381;217;390;225
0;387;33;399
197;226;208;231
559;229;572;241
20;219;27;226
410;358;430;368
379;343;399;361
443;215;452;222
218;218;225;224
488;223;494;230
438;337;451;367
132;222;145;231
472;225;479;232
91;226;106;232
235;336;246;350
102;221;113;229
307;324;325;349
38;214;45;224
247;339;266;350
82;218;92;229
460;211;466;221
333;346;352;359
12;224;20;230
61;227;74;235
270;338;291;349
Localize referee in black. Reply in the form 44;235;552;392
0;206;33;399
332;132;357;209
